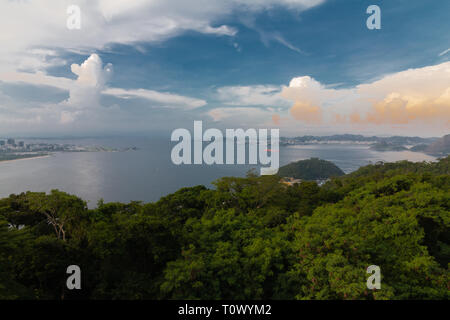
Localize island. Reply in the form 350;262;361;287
369;141;408;152
277;158;345;183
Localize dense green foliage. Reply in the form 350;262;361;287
0;157;448;300
278;158;345;180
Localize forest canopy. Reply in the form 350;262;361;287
278;158;345;180
0;157;449;300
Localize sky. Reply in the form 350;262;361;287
0;0;448;137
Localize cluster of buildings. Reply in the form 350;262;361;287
0;138;131;154
0;138;138;156
280;137;373;146
0;138;72;153
0;138;25;149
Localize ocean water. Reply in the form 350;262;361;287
0;137;437;207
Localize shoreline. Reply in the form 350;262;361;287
0;155;52;164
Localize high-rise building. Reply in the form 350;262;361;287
18;141;25;147
7;138;15;145
0;140;5;146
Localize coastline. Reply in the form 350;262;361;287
0;154;51;164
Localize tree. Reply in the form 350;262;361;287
27;190;87;241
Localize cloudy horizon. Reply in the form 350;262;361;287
0;0;448;137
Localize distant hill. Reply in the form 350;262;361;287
422;134;450;156
409;144;429;152
369;134;449;156
280;134;436;146
370;141;408;152
278;158;345;180
279;133;449;156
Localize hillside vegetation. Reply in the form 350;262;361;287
0;157;449;300
278;158;345;180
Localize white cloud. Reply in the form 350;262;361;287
104;88;207;110
217;85;291;107
60;110;81;124
232;0;325;11
71;54;112;88
0;54;203;111
63;54;112;112
208;107;274;127
280;62;450;135
438;48;450;57
0;0;325;74
0;0;326;134
238;12;308;54
0;54;210;130
0;71;73;91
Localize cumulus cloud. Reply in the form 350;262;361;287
355;91;450;125
71;55;112;89
0;0;326;134
281;62;450;134
66;54;112;108
0;54;211;131
0;55;112;124
290;101;323;124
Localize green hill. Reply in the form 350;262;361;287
278;158;345;180
370;141;408;151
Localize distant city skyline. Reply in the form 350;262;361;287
0;0;448;137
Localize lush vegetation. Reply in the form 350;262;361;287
278;158;345;180
0;157;449;300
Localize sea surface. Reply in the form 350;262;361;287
0;137;437;207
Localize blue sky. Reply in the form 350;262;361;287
0;0;449;136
